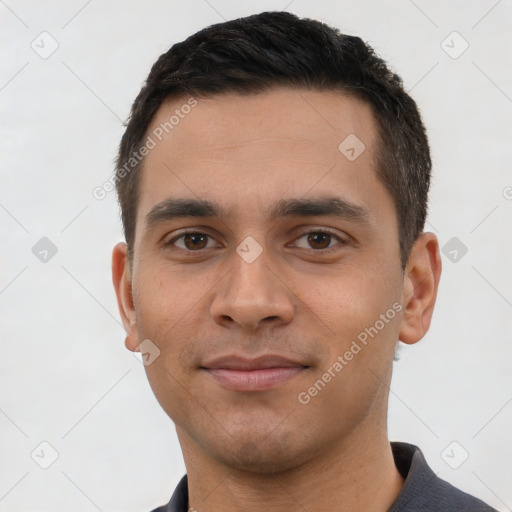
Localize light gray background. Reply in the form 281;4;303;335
1;1;511;510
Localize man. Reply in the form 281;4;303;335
111;11;496;512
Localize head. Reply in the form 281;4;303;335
112;11;441;473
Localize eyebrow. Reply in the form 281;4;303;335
144;196;371;231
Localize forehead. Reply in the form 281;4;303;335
147;88;376;157
136;88;384;225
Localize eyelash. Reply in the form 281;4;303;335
164;229;348;253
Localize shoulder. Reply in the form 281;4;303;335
148;475;189;512
389;442;497;511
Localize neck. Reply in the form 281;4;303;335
178;424;404;512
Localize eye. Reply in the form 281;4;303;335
293;230;347;251
166;232;218;251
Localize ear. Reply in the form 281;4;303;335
399;232;442;345
112;242;140;352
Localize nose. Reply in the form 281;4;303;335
210;246;295;331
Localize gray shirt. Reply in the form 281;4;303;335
150;442;497;511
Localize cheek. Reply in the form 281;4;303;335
296;260;401;340
136;287;199;427
133;269;199;390
134;263;202;336
297;280;401;433
295;259;402;410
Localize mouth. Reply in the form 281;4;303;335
200;354;310;392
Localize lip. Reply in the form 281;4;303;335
201;354;309;391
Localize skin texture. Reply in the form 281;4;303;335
112;87;442;511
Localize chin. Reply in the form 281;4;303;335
208;431;316;475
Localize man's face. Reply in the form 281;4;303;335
121;88;408;472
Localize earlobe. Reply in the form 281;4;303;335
399;232;442;345
112;242;140;352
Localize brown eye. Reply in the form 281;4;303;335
168;233;215;251
307;232;332;250
183;233;208;250
293;230;345;251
